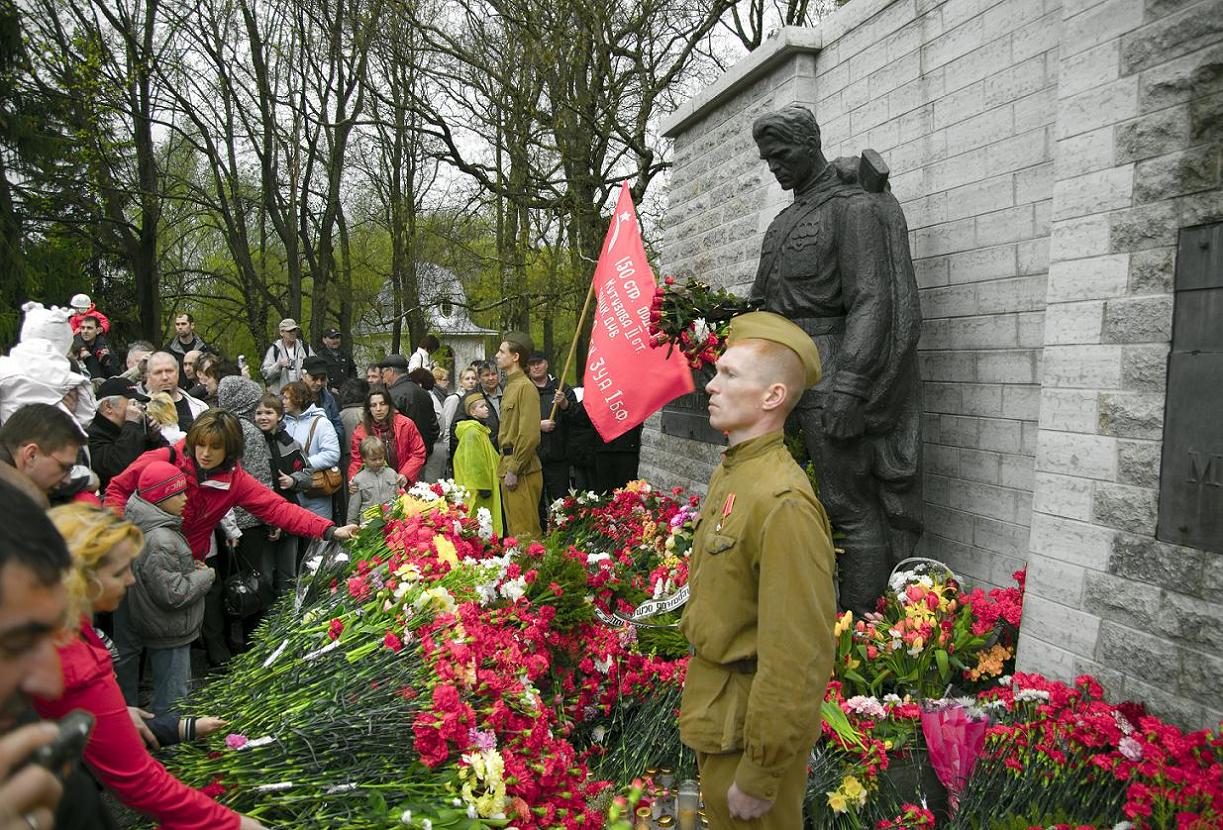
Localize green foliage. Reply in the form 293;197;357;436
522;543;596;630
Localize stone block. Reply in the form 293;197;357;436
934;80;986;130
1012;10;1061;63
1056;76;1140;140
924;503;976;543
1092;481;1158;532
1015;631;1081;681
1137;42;1223;112
976;275;1046;314
926;443;962;478
1003;385;1041;420
1054;126;1118;179
1158;592;1223;652
1115;106;1192;165
926;472;951;505
1042;344;1123;389
1038;388;1099;432
946;176;1016;222
1109;532;1205;594
1018;310;1046;347
1110;201;1179;252
1037;430;1119;480
1052;165;1135;221
1061;0;1145;59
1001;452;1037;491
1031;509;1116;570
975;514;1032;557
947;245;1018;283
1120;343;1169;391
1027;551;1088;607
1121;0;1223;74
1122;675;1205;728
1127;246;1175;294
914;255;951;288
985;54;1050;108
1096;620;1180;687
1057;40;1123;100
1032;471;1096;521
920;349;978;380
1043;300;1105;345
926;381;964;413
1098;391;1164;440
1116;438;1161;488
977;349;1038;383
1178;647;1223;703
959;448;1003;484
964;384;1007;417
914;218;977;257
1017;238;1051;275
1015;160;1056;204
1102;296;1173;344
976;205;1038;246
1134;145;1221;203
1023;594;1102;656
978;417;1023;452
1175;189;1223;229
988;128;1053;178
950;479;1024;522
1084;570;1165;629
1049;216;1113;264
1190;89;1223;142
1022;420;1041;455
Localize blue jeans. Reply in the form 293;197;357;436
148;645;192;714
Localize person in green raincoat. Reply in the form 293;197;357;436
453;392;503;535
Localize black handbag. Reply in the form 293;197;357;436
223;548;271;618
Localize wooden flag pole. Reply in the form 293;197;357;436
549;275;598;421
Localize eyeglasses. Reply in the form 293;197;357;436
42;449;77;475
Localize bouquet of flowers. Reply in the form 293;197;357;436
647;277;761;370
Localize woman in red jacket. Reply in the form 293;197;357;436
347;386;426;485
105;408;358;558
36;504;266;830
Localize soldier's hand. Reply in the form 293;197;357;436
727;782;773;820
540;419;555;433
822;391;866;440
502;471;518;491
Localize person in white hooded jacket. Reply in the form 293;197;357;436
0;302;96;427
279;380;340;520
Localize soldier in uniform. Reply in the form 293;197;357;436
750;105;923;615
679;311;837;827
495;332;543;541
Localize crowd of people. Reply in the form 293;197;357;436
0;297;646;830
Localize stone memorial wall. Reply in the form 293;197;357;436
642;0;1223;727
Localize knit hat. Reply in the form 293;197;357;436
217;375;263;419
70;293;92;311
19;302;73;355
138;460;188;504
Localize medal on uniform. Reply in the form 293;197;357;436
715;492;735;532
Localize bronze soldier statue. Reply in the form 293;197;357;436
750;105;923;615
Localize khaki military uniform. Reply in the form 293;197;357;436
679;430;837;827
497;371;543;541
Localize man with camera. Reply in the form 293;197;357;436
0;480;71;830
86;378;169;492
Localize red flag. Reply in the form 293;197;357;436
583;183;694;441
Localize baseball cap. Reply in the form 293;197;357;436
527;351;548;363
138;460;188;504
97;376;150;402
323;327;341;338
278;318;299;332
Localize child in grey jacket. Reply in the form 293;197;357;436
119;460;215;713
347;436;400;524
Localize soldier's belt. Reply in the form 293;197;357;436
791;316;846;336
501;445;514;455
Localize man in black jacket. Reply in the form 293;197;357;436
379;355;439;454
73;315;120;379
315;328;357;394
526;352;574;516
86;377;167;490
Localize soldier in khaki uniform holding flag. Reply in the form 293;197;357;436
679;311;838;827
495;332;543;541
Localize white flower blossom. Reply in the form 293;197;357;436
586;552;611;565
400;810;412;825
476;507;494;540
594;656;612;674
1014;688;1051;703
691;317;711;342
592;725;607;743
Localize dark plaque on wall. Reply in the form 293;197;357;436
660;389;726;446
1157;222;1223;551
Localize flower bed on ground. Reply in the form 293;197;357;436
162;482;1222;829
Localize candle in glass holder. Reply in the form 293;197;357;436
657;817;675;828
658;768;675;789
676;779;699;830
635;806;652;830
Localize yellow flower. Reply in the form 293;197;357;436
841;775;867;806
827;792;848;813
833;610;854;637
433;535;458;567
398;494;441;516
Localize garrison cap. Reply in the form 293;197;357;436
502;330;535;356
726;311;822;388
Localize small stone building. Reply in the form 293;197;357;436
644;0;1223;728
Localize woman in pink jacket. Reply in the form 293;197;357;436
105;408;358;556
36;503;265;830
